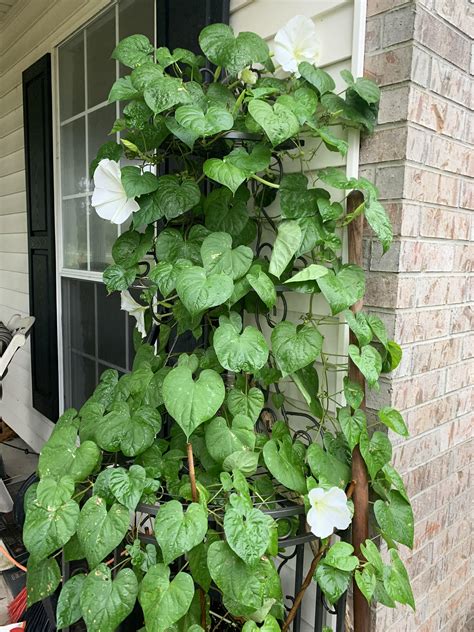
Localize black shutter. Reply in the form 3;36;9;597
22;54;59;422
157;0;230;52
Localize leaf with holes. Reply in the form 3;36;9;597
38;426;100;483
26;557;61;608
56;574;86;629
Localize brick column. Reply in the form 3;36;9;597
361;1;473;630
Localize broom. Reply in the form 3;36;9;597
0;545;27;624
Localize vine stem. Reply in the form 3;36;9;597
252;174;280;189
187;441;207;630
281;481;356;632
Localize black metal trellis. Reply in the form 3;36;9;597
49;132;351;632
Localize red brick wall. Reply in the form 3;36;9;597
361;1;473;630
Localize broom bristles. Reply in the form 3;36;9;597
8;586;26;624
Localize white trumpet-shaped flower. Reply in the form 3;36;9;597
273;15;320;76
307;487;352;539
120;291;148;338
91;159;139;224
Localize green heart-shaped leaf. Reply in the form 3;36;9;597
315;562;351;606
175;104;234;136
80;564;138;632
144;76;189;113
227;387;264;422
155;500;208;564
112;34;154;68
378;407;408;437
317;264;365;315
109;465;147;511
135;175;201;225
213;315;268;373
163;365;225;439
374;491;413;549
207;540;265;611
38;426;100;482
299;62;335;95
205;415;255;463
149;259;192;298
77;496;130;569
271;322;323;377
383;549;415;609
365;199;393;253
199;24;269;75
348;344;382;387
263;436;306;494
277;86;318;125
26;557;61;607
121;166;158;198
224;505;270;566
176;266;233;316
155;226;209;265
23;481;79;561
201;232;253;280
56;574;86;629
248;99;299;146
338;406;367;451
344;310;373;347
246;267;276;308
268;220;302;278
203;157;247;194
307;442;351;488
204;186;250;237
95;402;161;457
139;564;195;632
359;429;392;479
225;144;272;175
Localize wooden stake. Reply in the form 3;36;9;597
347;191;371;632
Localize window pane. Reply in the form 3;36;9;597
86;6;116;108
119;0;154;41
59;32;85;121
96;283;126;367
70;353;96;409
68;279;95;356
89;201;117;272
61;117;86;195
62;197;88;269
88;104;116;165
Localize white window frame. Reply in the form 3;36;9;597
51;0;156;413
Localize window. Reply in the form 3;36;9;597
56;0;155;409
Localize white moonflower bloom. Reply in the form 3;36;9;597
120;291;147;338
307;486;352;539
91;159;139;224
274;15;320;76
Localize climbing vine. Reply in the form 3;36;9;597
23;18;414;632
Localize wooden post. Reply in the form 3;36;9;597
347;191;371;632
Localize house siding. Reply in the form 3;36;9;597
0;0;111;451
361;1;473;631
